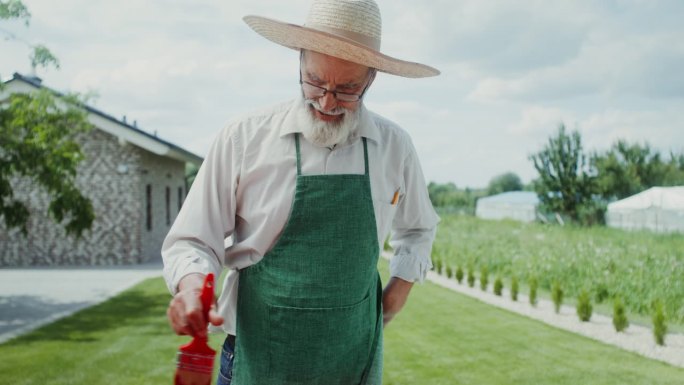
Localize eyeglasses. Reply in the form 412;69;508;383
299;71;373;103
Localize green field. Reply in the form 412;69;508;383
431;214;684;326
0;260;682;384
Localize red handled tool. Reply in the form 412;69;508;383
174;273;216;385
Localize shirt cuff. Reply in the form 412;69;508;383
163;252;221;295
389;249;433;283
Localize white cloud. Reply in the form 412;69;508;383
508;106;572;136
580;108;684;153
3;0;684;189
464;3;684;103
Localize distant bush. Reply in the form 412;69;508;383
480;266;489;291
446;265;453;279
529;277;538;306
612;297;629;332
435;259;443;275
467;268;475;288
494;276;503;296
511;277;519;301
455;266;464;284
552;282;563;314
652;301;667;346
594;283;610;304
577;290;593;322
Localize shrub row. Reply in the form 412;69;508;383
430;215;684;326
431;258;669;345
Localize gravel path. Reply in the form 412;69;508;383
425;269;684;368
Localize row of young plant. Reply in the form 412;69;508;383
432;259;669;346
430;214;684;326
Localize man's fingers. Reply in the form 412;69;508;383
167;299;190;335
166;278;224;337
186;306;207;337
167;290;209;336
209;308;225;327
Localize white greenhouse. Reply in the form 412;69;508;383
606;186;684;233
475;191;540;223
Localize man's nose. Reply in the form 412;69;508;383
318;91;338;112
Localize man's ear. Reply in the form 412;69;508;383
368;69;378;86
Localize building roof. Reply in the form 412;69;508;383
3;73;203;166
477;191;540;205
608;186;684;211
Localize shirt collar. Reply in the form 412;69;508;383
279;99;381;144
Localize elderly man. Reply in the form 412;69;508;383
163;1;439;384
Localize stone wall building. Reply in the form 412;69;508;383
0;73;203;266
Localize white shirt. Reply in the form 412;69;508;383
162;99;439;334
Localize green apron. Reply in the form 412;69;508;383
233;134;383;384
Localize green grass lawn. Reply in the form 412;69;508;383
0;277;219;385
0;261;682;384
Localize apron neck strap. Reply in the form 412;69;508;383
362;137;369;175
295;133;303;175
294;134;369;176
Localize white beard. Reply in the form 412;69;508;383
299;96;361;148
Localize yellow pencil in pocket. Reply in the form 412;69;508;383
391;190;400;205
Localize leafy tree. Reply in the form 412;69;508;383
662;152;684;186
529;124;598;224
1;0;94;237
1;1;59;72
427;181;484;213
487;172;523;196
1;89;94;236
427;181;458;207
592;140;670;200
0;0;30;22
185;162;199;191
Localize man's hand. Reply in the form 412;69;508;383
167;273;224;338
382;276;414;326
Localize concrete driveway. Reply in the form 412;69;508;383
0;260;163;344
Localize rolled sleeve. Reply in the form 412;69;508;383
389;226;437;282
162;240;223;295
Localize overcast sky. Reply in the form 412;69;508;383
2;0;683;188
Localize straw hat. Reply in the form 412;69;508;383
243;0;439;78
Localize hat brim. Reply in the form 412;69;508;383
243;15;440;78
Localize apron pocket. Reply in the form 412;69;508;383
267;295;372;384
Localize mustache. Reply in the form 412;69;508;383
304;99;348;116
